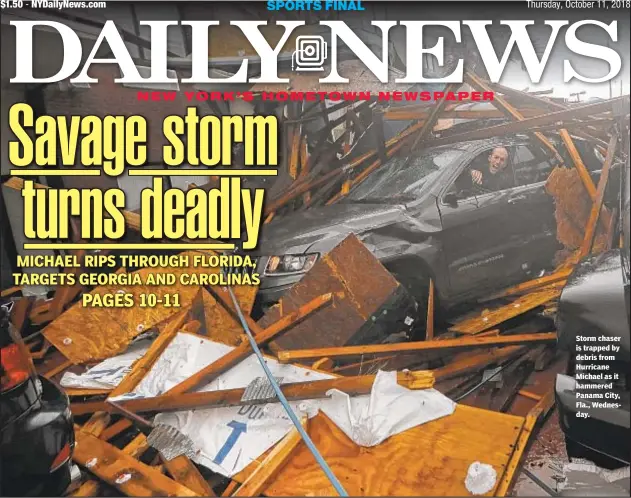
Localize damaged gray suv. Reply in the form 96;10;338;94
251;136;606;324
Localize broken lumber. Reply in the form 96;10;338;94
70;370;435;416
276;333;557;363
72;434;150;497
73;429;198;496
480;269;572;301
162;292;334;395
423;96;628;147
233;419;308;497
449;288;561;335
161;455;216;496
579;133;618;257
433;346;525;381
495;389;556;496
465;72;562;161
426;279;435;340
411;82;460;149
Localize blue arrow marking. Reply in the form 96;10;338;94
213;421;247;465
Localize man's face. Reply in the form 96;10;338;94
488;148;508;174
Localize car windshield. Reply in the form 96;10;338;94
345;146;466;202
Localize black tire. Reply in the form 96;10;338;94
565;438;626;470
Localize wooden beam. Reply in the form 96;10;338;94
605;207;619;250
433;346;525;382
65;387;112;397
233;419;308;497
419;96;627;148
162;292;334;395
80;307;191;437
449;288;560;335
518;390;543;402
71;430;151;496
495;389;555;496
288;125;301;180
384;108;544;121
480;269;572;301
276;333;557;363
42;359;72;379
426;279;435;340
1;286;22;297
72;430;198;496
579;133;618;257
114;307;191;395
98;418;133;441
465;72;562;161
221;481;240;497
560;129;598;199
411;82;460;150
80;414;111;437
70;370;435;416
162;455;216;496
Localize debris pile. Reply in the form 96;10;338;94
2;75;628;496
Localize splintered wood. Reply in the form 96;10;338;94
546;167;608;254
449;288;561;335
73;430;198;497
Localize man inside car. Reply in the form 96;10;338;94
469;146;513;192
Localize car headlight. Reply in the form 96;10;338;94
264;254;319;275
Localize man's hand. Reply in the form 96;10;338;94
470;169;483;185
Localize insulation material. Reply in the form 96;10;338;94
465;462;498;495
111;332;333;477
60;336;152;389
320;370;455;447
114;333;455;478
545;167;607;254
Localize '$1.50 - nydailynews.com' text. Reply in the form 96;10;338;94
1;0;107;9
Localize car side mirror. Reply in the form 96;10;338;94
444;192;459;208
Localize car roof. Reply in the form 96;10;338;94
438;137;528;152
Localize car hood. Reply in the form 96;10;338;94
257;202;409;254
556;249;630;360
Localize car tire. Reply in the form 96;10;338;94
565;438;626;470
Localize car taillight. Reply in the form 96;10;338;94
1;343;31;392
50;442;72;472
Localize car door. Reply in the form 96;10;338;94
505;141;560;276
438;146;520;300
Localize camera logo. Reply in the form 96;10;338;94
292;35;328;72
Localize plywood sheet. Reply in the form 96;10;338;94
201;287;257;346
43;251;258;363
234;405;525;496
259;234;403;351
